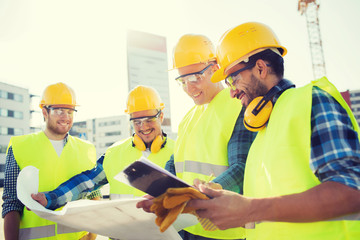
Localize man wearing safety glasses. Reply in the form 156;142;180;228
138;34;257;240
31;86;175;221
3;82;100;240
187;22;360;240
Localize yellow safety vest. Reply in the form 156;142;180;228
244;77;360;240
175;88;245;239
11;131;97;240
103;136;175;199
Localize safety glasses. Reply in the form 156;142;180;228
175;64;214;86
46;107;77;117
224;63;255;90
130;110;161;127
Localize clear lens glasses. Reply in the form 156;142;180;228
130;111;161;127
48;107;77;117
175;64;214;87
224;63;256;90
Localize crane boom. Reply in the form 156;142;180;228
298;0;326;79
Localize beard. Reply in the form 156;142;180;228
46;116;71;136
247;74;270;104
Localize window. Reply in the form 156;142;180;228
0;127;23;136
0;127;6;135
7;92;14;100
8;110;14;117
0;109;6;117
0;109;23;119
105;131;121;136
14;94;23;102
14;111;23;119
8;128;14;135
0;145;7;154
0;91;24;102
14;128;23;135
0;90;6;99
99;120;121;127
351;100;360;105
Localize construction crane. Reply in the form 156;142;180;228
298;0;326;79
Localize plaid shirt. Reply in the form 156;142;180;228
23;86;360;212
310;86;360;190
165;107;257;194
1;135;101;217
45;154;108;210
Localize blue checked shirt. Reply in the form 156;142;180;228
1;135;102;217
165;107;257;194
310;86;360;189
22;86;360;211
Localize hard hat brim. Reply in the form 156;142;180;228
211;68;225;83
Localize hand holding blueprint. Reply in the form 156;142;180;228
17;166;183;240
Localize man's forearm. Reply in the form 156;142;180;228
4;211;21;240
250;181;360;223
46;157;108;210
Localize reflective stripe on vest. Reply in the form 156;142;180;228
175;88;246;239
103;137;175;197
11;132;96;240
20;225;56;240
244;77;360;240
174;161;228;176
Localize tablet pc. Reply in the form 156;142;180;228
115;157;191;197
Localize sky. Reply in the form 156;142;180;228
1;0;360;131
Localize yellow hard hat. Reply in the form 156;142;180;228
211;22;287;83
39;82;77;109
172;34;216;69
125;85;165;114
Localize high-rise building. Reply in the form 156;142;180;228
127;30;174;138
348;89;360;126
0;82;32;187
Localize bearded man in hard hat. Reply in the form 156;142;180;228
31;86;175;210
138;34;257;240
186;22;360;240
2;82;100;240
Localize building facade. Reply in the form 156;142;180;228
0;82;32;187
70;115;131;158
349;90;360;126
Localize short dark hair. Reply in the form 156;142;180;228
42;106;50;121
246;49;284;79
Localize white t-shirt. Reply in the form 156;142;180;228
49;139;64;157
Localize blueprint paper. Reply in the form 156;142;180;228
17;166;182;240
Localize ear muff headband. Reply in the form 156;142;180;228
244;97;273;132
244;79;295;132
132;132;167;153
132;134;146;151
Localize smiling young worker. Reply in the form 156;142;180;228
187;22;360;240
161;34;256;240
2;82;99;240
31;86;175;213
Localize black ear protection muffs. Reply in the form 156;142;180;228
132;132;167;153
244;79;295;132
